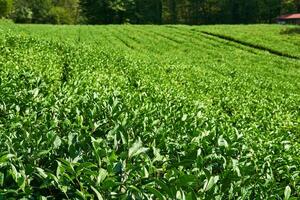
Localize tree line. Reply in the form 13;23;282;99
1;0;300;25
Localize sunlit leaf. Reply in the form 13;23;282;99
128;138;149;158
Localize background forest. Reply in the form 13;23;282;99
0;0;300;25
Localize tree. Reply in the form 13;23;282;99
6;0;300;24
30;0;53;23
80;0;109;24
136;0;162;24
162;0;177;24
49;0;81;24
0;0;13;18
257;0;281;23
281;0;300;13
11;0;33;23
105;0;136;23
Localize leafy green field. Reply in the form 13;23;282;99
0;24;300;199
194;25;300;58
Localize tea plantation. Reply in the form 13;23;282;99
0;23;300;199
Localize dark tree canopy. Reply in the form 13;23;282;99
2;0;300;24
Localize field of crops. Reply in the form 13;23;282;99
195;25;300;58
0;23;300;199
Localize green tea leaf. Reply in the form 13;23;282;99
203;176;219;191
145;186;164;200
36;167;48;179
91;186;104;200
53;136;62;149
284;186;291;200
218;135;228;148
128;138;149;158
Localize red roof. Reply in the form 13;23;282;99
277;13;300;20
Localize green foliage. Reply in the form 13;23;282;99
0;18;13;24
11;0;33;23
30;0;53;23
282;0;300;13
11;0;80;24
107;0;136;23
0;24;299;199
0;0;13;17
198;24;300;58
55;0;80;24
49;6;74;24
5;0;300;24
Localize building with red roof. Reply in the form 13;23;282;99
276;13;300;24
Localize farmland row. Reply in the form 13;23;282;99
194;24;300;58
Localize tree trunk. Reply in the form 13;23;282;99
170;0;177;23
